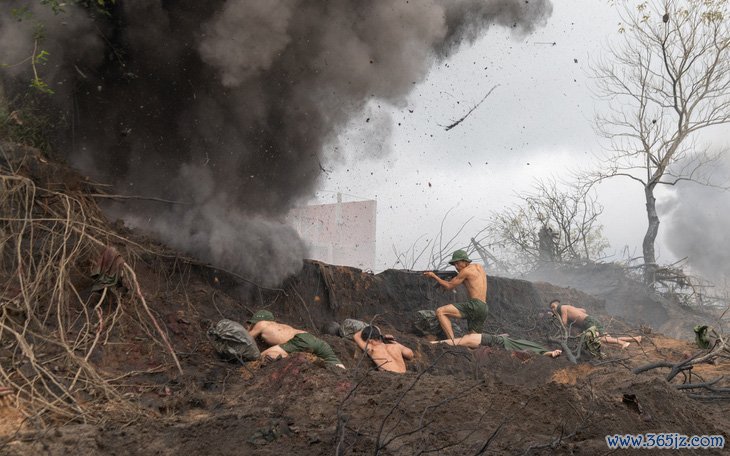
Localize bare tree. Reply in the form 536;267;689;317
589;0;730;285
487;177;608;272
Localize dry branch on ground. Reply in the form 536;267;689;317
0;145;182;427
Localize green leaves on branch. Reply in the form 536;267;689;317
30;77;54;95
34;50;50;65
4;1;116;95
27;21;53;94
10;7;33;21
30;45;54;95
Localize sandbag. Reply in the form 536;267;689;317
694;325;712;349
581;326;602;358
338;319;367;339
207;319;260;362
412;310;463;338
323;321;342;336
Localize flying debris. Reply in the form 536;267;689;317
0;0;554;284
443;84;500;131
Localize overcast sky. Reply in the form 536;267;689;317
311;0;730;280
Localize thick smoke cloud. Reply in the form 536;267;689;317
1;0;551;285
662;155;730;286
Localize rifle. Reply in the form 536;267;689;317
399;270;458;287
399;270;457;278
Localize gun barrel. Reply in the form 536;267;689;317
432;271;457;279
398;270;457;279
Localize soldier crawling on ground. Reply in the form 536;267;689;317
246;310;345;369
353;326;414;374
549;299;641;349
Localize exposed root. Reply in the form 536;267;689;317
0;145;181;426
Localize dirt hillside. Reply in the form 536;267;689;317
527;263;722;340
1;143;729;455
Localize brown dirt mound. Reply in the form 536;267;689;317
2;143;729;455
3;339;728;455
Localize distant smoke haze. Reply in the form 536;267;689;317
662;154;730;286
1;0;552;285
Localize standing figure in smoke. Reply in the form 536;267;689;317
425;250;488;341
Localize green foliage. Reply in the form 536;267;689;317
34;50;50;64
0;92;65;153
10;7;33;21
39;0;66;14
2;1;116;96
29;77;54;95
29;48;54;94
0;0;115;149
39;0;115;15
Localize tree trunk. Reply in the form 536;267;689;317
643;184;659;286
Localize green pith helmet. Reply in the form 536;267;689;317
448;249;471;265
247;310;275;324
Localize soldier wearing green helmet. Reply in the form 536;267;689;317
246;310;345;369
424;249;488;341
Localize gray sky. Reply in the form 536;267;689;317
314;0;730;281
3;0;726;286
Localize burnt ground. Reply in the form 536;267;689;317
1;144;729;455
1;259;729;456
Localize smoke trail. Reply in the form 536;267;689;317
0;0;552;285
662;155;730;286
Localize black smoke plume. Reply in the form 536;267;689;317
1;0;552;285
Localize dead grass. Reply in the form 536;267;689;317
0;143;180;428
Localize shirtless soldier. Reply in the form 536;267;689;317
424;250;487;340
549;299;641;349
353;326;414;373
246;310;345;369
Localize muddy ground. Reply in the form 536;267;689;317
1;145;729;455
1;257;729;456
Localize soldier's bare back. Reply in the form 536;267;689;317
254;321;305;345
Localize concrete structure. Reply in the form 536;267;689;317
287;194;376;270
